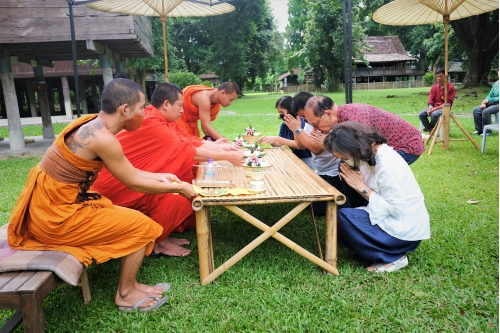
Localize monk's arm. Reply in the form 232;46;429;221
194;147;245;166
135;169;180;183
95;137;195;197
198;99;224;140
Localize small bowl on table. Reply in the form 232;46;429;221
242;162;272;180
242;133;261;144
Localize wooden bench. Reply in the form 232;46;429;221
0;269;90;333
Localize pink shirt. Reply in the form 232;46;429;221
337;104;425;156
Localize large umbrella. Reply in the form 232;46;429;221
373;0;499;154
87;0;235;81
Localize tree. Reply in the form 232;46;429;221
284;0;309;71
302;0;366;91
450;10;499;87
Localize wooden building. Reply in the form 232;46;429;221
0;0;153;150
353;36;425;88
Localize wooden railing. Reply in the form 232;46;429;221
352;67;425;77
282;80;425;93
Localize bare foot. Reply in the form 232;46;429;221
154;241;191;257
134;281;163;296
159;236;190;247
115;286;160;309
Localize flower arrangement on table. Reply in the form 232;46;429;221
242;125;261;144
245;125;257;136
233;134;246;147
243;145;266;167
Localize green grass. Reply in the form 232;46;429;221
1;87;498;332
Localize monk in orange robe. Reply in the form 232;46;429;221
8;79;196;311
178;81;240;140
92;82;244;257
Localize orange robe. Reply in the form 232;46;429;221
92;106;201;241
8;115;162;266
177;85;221;137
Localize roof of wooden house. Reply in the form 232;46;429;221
0;0;154;66
278;68;313;81
354;36;417;64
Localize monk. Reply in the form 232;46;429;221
8;78;196;311
92;82;244;257
178;81;240;140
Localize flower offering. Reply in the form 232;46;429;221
246;125;256;136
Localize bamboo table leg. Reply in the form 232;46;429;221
324;200;338;270
196;207;214;284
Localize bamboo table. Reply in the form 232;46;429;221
192;147;346;285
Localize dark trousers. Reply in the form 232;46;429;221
312;175;344;216
473;104;499;134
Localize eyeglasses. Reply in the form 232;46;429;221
309;110;326;128
127;104;144;116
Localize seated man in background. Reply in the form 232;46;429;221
92;82;244;257
472;71;499;136
178;81;240;140
9;79;195;311
418;68;456;132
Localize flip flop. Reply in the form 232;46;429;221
372;256;408;273
118;295;169;312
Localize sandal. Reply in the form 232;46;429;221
371;256;408;273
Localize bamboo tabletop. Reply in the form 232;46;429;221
192;146;345;209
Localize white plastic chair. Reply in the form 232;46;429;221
481;113;499;154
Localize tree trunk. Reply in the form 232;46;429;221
418;44;427;70
450;10;499;87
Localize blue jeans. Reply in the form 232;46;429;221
419;108;442;130
396;151;420;165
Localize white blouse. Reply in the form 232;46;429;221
357;144;431;241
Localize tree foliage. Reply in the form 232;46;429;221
285;0;368;91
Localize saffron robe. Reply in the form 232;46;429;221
177;85;221;137
8;115;162;266
92;106;200;241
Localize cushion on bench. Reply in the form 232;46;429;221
0;240;83;286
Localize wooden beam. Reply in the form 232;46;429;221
12;54;54;68
86;40;122;62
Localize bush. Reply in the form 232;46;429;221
423;71;434;86
202;80;213;88
167;71;202;89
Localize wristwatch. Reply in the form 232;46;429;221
361;187;371;198
294;128;302;135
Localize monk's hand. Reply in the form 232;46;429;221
160;173;181;183
310;131;327;145
178;182;197;198
214;137;231;144
339;163;366;193
219;143;238;151
259;136;279;145
227;150;245;166
283;114;302;132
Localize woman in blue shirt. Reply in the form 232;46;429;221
472;72;499;136
259;96;314;169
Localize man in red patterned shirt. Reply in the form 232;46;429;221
418;68;456;132
288;95;425;165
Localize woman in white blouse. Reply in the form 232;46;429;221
323;122;430;273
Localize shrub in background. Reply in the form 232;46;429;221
423;71;434;86
202;80;213;87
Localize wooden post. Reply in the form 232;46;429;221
324;200;338;270
25;79;38;117
160;15;169;82
91;77;99;113
46;79;56;116
33;65;54;139
442;16;450;150
0;49;25;150
99;54;113;86
196;207;214;284
61;77;73;119
55;81;65;115
79;76;88;115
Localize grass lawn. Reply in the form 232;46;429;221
0;87;498;332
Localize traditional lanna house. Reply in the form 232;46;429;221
0;0;153;151
278;68;314;90
353;36;425;88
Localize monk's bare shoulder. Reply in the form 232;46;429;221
65;119;105;152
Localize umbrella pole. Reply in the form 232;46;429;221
161;15;169;82
441;15;450;150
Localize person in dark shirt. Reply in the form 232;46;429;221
259;96;314;169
